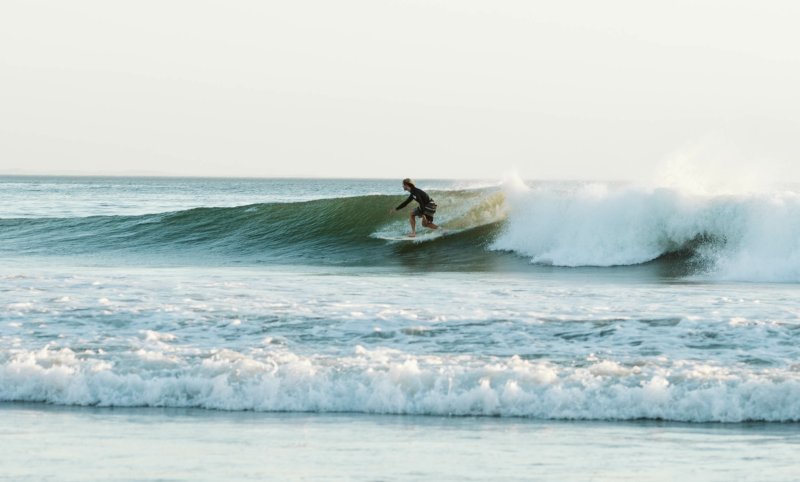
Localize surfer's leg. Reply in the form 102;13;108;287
422;215;438;230
408;211;416;236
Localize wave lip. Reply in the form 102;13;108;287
3;347;800;423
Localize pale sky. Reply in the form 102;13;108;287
1;0;799;181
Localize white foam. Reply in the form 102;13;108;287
141;330;177;343
2;347;799;422
490;182;800;281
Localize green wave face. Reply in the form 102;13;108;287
0;189;511;269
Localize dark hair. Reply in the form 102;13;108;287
402;178;415;189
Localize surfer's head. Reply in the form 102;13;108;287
402;178;414;191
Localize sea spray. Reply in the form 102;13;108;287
492;182;800;281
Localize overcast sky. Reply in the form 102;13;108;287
1;0;799;181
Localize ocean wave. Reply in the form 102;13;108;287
491;183;800;281
3;182;800;281
0;189;507;268
2;346;799;422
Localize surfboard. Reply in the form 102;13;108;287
374;229;449;242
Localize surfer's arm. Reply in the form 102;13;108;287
395;194;413;210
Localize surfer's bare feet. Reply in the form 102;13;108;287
408;232;416;237
422;218;438;230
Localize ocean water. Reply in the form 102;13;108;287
2;176;800;480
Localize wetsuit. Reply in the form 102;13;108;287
396;186;437;221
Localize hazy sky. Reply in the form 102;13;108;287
2;0;799;180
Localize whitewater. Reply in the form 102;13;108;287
4;175;800;479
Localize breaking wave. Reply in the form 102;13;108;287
491;182;800;281
3;182;800;280
3;346;799;422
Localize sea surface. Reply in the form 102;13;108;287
1;176;799;480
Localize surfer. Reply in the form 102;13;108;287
389;178;438;237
